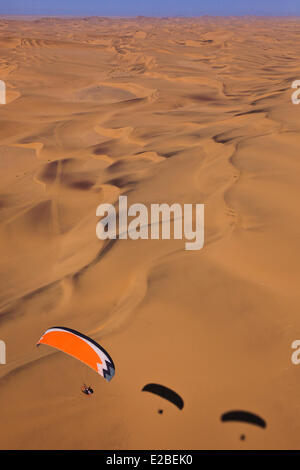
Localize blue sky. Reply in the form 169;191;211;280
0;0;300;17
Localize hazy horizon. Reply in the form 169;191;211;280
1;13;300;19
1;0;300;17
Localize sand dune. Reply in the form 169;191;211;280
0;16;300;449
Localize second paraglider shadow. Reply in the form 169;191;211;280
220;410;267;442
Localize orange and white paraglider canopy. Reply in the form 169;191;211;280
37;327;115;382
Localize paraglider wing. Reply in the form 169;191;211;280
37;327;115;382
221;410;266;429
142;383;184;410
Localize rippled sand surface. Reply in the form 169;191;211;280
1;16;300;449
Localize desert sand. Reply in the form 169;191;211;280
0;16;300;450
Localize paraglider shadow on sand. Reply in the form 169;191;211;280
142;383;184;413
221;410;266;428
221;410;267;441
